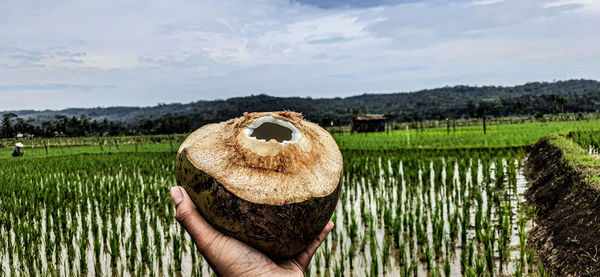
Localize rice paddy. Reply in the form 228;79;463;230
307;149;545;276
333;119;600;150
0;139;548;276
571;130;600;156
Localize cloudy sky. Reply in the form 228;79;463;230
1;0;599;110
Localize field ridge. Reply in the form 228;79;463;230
525;136;600;276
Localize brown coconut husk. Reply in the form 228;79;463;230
176;111;342;258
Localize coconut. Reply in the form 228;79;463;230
175;111;343;258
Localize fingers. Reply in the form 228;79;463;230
171;186;275;276
294;221;334;271
170;186;222;254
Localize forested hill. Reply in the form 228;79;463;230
5;79;600;131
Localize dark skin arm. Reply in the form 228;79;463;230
170;186;334;277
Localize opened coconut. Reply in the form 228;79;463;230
175;111;342;258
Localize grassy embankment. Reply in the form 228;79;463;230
525;135;600;276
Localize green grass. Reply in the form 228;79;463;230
334;119;600;150
550;136;599;166
2;119;599;157
1;142;177;159
546;135;600;187
571;130;600;153
0;134;186;149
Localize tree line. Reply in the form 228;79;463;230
1;114;125;138
2;79;600;138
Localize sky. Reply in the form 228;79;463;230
0;0;599;111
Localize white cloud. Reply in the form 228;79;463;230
0;0;599;110
470;0;507;6
543;0;600;11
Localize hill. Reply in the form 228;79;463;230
2;79;600;136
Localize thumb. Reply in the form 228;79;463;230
170;186;222;253
293;221;334;271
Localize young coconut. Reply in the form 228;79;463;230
176;111;342;258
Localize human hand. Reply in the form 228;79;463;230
170;186;334;277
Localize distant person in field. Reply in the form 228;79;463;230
12;142;24;157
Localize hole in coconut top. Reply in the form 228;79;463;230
245;116;301;144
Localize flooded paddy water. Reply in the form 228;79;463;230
0;149;546;276
312;150;541;276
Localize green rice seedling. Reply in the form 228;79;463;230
369;231;378;275
538;261;550;277
349;210;358;243
339;248;346;275
93;237;101;265
314;251;321;273
474;253;486;276
485;249;494;277
444;259;451;277
497;231;506;269
109;231;120;267
172;233;182;271
464;267;478;277
154;224;163;263
474;208;482;238
369;263;377;277
401;259;411;277
449;211;459;242
382;235;391;273
411;258;418;277
514;261;523;277
360;229;367;252
140;236;149;268
526;247;536;271
126;236;136;271
406;211;415;238
348;242;355;270
323;240;331;267
460;245;468;273
191;262;202;277
167;264;174;277
190;238;197;267
383;204;392;228
423;244;432;271
416;215;426;247
518;222;527;263
432;216;444;258
391;216;401;248
79;235;87;274
468;241;474;267
338;228;345;253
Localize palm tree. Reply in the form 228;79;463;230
2;113;17;138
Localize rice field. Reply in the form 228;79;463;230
307;149;546;276
334;119;600;150
3;119;600;156
571;130;600;155
0;143;548;276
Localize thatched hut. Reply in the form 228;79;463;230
351;114;387;133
